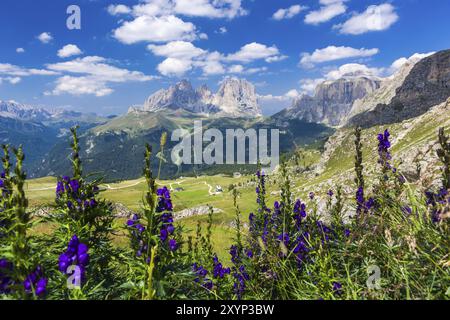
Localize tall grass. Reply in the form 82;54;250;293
0;126;449;300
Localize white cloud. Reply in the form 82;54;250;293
148;41;221;76
130;0;247;19
148;41;206;59
107;4;131;15
305;0;348;25
111;1;247;44
285;89;301;98
57;44;83;58
228;65;268;75
335;3;399;35
49;76;114;97
16;48;25;54
300;46;379;67
259;89;302;115
0;63;58;77
37;32;53;44
259;89;301;102
265;55;288;63
299;78;326;94
173;0;247;19
217;26;228;34
228;64;244;73
113;15;197;44
389;52;435;73
0;77;22;85
273;5;307;20
197;54;226;75
157;58;193;77
0;63;57;86
8;77;22;84
147;40;285;77
46;56;155;96
324;63;383;80
226;42;283;63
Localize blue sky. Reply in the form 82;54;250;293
0;0;449;116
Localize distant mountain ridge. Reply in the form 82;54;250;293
276;77;382;126
132;77;262;117
0;100;103;124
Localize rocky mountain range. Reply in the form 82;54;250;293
0;100;107;125
1;49;449;181
277;76;382;126
347;49;450;127
132;77;262;117
276;49;450;129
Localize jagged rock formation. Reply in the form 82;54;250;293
138;78;262;117
141;80;220;114
212;78;261;117
345;60;419;122
347;49;450;127
277;77;381;126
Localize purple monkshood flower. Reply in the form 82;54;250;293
293;200;307;229
309;192;315;200
168;239;178;251
58;235;90;283
277;233;290;246
56;181;64;195
230;245;239;264
402;206;412;216
192;263;213;290
0;259;14;294
327;190;334;197
69;179;80;193
332;282;343;296
233;265;250;300
160;229;168;242
23;266;47;297
378;129;392;169
0;180;4;188
212;255;231;279
425;188;449;223
156;187;173;212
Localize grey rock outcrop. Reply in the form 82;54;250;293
277;77;381;126
347;49;450;127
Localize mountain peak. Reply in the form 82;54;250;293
140;78;262;117
346;49;450;127
213;77;261;117
278;76;381;126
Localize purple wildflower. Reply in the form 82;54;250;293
332;282;343;296
23;266;47;297
168;239;178;251
58;235;90;284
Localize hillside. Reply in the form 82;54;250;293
34;108;332;181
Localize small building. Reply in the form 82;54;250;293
215;185;223;193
